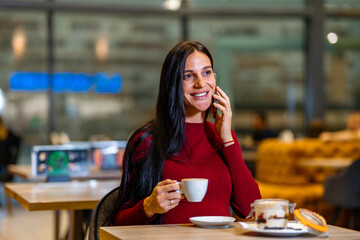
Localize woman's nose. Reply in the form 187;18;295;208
194;76;206;87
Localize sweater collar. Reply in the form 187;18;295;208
185;121;206;131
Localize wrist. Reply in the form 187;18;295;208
223;139;235;147
143;197;155;218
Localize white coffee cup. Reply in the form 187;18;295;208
177;178;208;202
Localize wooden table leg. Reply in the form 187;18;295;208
68;210;84;240
54;210;60;240
5;194;13;215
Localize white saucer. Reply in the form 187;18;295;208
238;221;308;237
189;216;236;228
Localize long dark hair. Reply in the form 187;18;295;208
110;41;213;224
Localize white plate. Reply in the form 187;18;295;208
238;222;308;237
189;216;236;228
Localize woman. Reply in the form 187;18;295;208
112;41;261;225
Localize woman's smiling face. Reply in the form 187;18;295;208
183;50;216;121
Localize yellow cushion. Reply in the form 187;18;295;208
256;138;360;184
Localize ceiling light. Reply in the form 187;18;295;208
162;0;181;11
327;32;338;44
12;28;26;60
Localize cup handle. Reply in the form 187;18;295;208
175;182;183;194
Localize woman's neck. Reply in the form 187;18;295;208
185;111;205;123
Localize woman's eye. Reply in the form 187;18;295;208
184;74;193;80
203;71;212;76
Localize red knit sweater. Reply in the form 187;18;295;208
114;121;261;225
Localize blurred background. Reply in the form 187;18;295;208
0;0;359;163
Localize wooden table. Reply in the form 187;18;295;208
7;164;122;181
298;158;353;171
100;223;360;240
7;164;44;181
5;180;119;240
298;158;354;182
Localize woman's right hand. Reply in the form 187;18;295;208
212;86;234;145
143;179;182;218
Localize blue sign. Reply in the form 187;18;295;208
93;73;122;94
10;72;48;91
9;72;122;94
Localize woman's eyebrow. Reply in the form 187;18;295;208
184;66;212;73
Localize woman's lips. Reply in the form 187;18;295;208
190;91;209;98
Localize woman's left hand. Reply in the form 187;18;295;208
212;86;233;145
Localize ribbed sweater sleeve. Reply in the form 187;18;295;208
114;199;153;225
114;132;155;226
221;129;262;218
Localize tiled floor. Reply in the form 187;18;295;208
0;172;73;240
0;204;70;240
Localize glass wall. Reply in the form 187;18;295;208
53;13;180;141
326;0;360;9
0;0;360;164
324;19;360;130
0;10;48;162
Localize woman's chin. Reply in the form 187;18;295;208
197;105;211;113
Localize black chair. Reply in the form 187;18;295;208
0;130;21;182
88;186;120;240
0;130;21;212
324;159;360;229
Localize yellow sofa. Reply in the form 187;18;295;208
255;138;360;216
